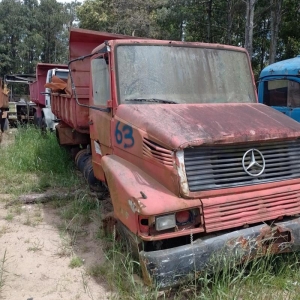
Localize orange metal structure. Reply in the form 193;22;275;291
0;79;9;132
51;28;300;288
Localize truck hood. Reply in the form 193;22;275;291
116;103;300;149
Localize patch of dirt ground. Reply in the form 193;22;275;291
0;198;114;300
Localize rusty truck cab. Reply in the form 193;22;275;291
53;28;300;288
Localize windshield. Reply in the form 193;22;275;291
55;70;69;80
116;45;256;104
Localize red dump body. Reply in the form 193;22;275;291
0;82;8;110
51;28;130;134
30;63;67;106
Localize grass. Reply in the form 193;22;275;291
27;239;43;252
0;250;8;294
4;213;13;221
69;256;84;268
0;126;79;195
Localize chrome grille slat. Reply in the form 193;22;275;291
184;140;300;192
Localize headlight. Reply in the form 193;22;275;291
155;214;176;231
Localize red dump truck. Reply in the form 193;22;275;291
30;63;68;130
0;79;9;134
51;27;300;288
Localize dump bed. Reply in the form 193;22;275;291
30;63;67;106
51;28;131;133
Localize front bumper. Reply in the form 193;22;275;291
139;217;300;288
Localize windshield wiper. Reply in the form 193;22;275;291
125;98;178;104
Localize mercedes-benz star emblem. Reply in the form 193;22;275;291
242;149;265;177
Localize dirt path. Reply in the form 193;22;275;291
0;199;113;300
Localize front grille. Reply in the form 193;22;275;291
203;188;300;232
184;140;300;192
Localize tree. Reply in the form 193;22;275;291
277;0;300;60
77;0;167;38
0;0;26;77
269;0;283;64
36;0;68;63
244;0;258;59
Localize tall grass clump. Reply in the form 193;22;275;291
176;250;300;300
94;233;161;300
0;250;7;295
97;236;300;300
0;126;79;194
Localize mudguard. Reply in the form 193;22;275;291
101;155;200;235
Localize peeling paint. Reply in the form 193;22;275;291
128;199;139;213
176;150;189;196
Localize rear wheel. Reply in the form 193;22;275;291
40;116;47;133
0;117;8;132
33;112;40;128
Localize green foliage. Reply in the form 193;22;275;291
0;126;79;194
278;0;300;60
0;0;77;79
77;0;167;38
69;256;83;268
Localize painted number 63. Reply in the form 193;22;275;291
115;121;135;148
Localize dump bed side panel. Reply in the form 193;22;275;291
0;80;9;109
0;91;8;109
52;28;131;133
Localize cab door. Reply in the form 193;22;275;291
89;54;112;182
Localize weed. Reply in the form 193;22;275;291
4;214;13;221
56;232;73;258
27;239;43;252
87;264;105;278
12;205;24;215
0;250;8;293
81;271;95;300
0;225;9;238
23;213;32;226
69;256;83;268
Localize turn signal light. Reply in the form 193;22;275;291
176;210;190;224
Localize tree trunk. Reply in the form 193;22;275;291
226;0;232;44
269;0;283;64
244;0;257;60
207;0;213;43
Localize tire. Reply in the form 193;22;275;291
33;112;40;127
40;116;47;133
0;118;8;132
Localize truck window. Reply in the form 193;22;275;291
288;80;300;107
263;80;288;106
91;57;110;106
55;70;69;81
263;80;300;107
116;45;256;104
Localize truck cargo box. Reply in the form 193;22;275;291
51;28;131;134
0;80;8;110
30;63;68;107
